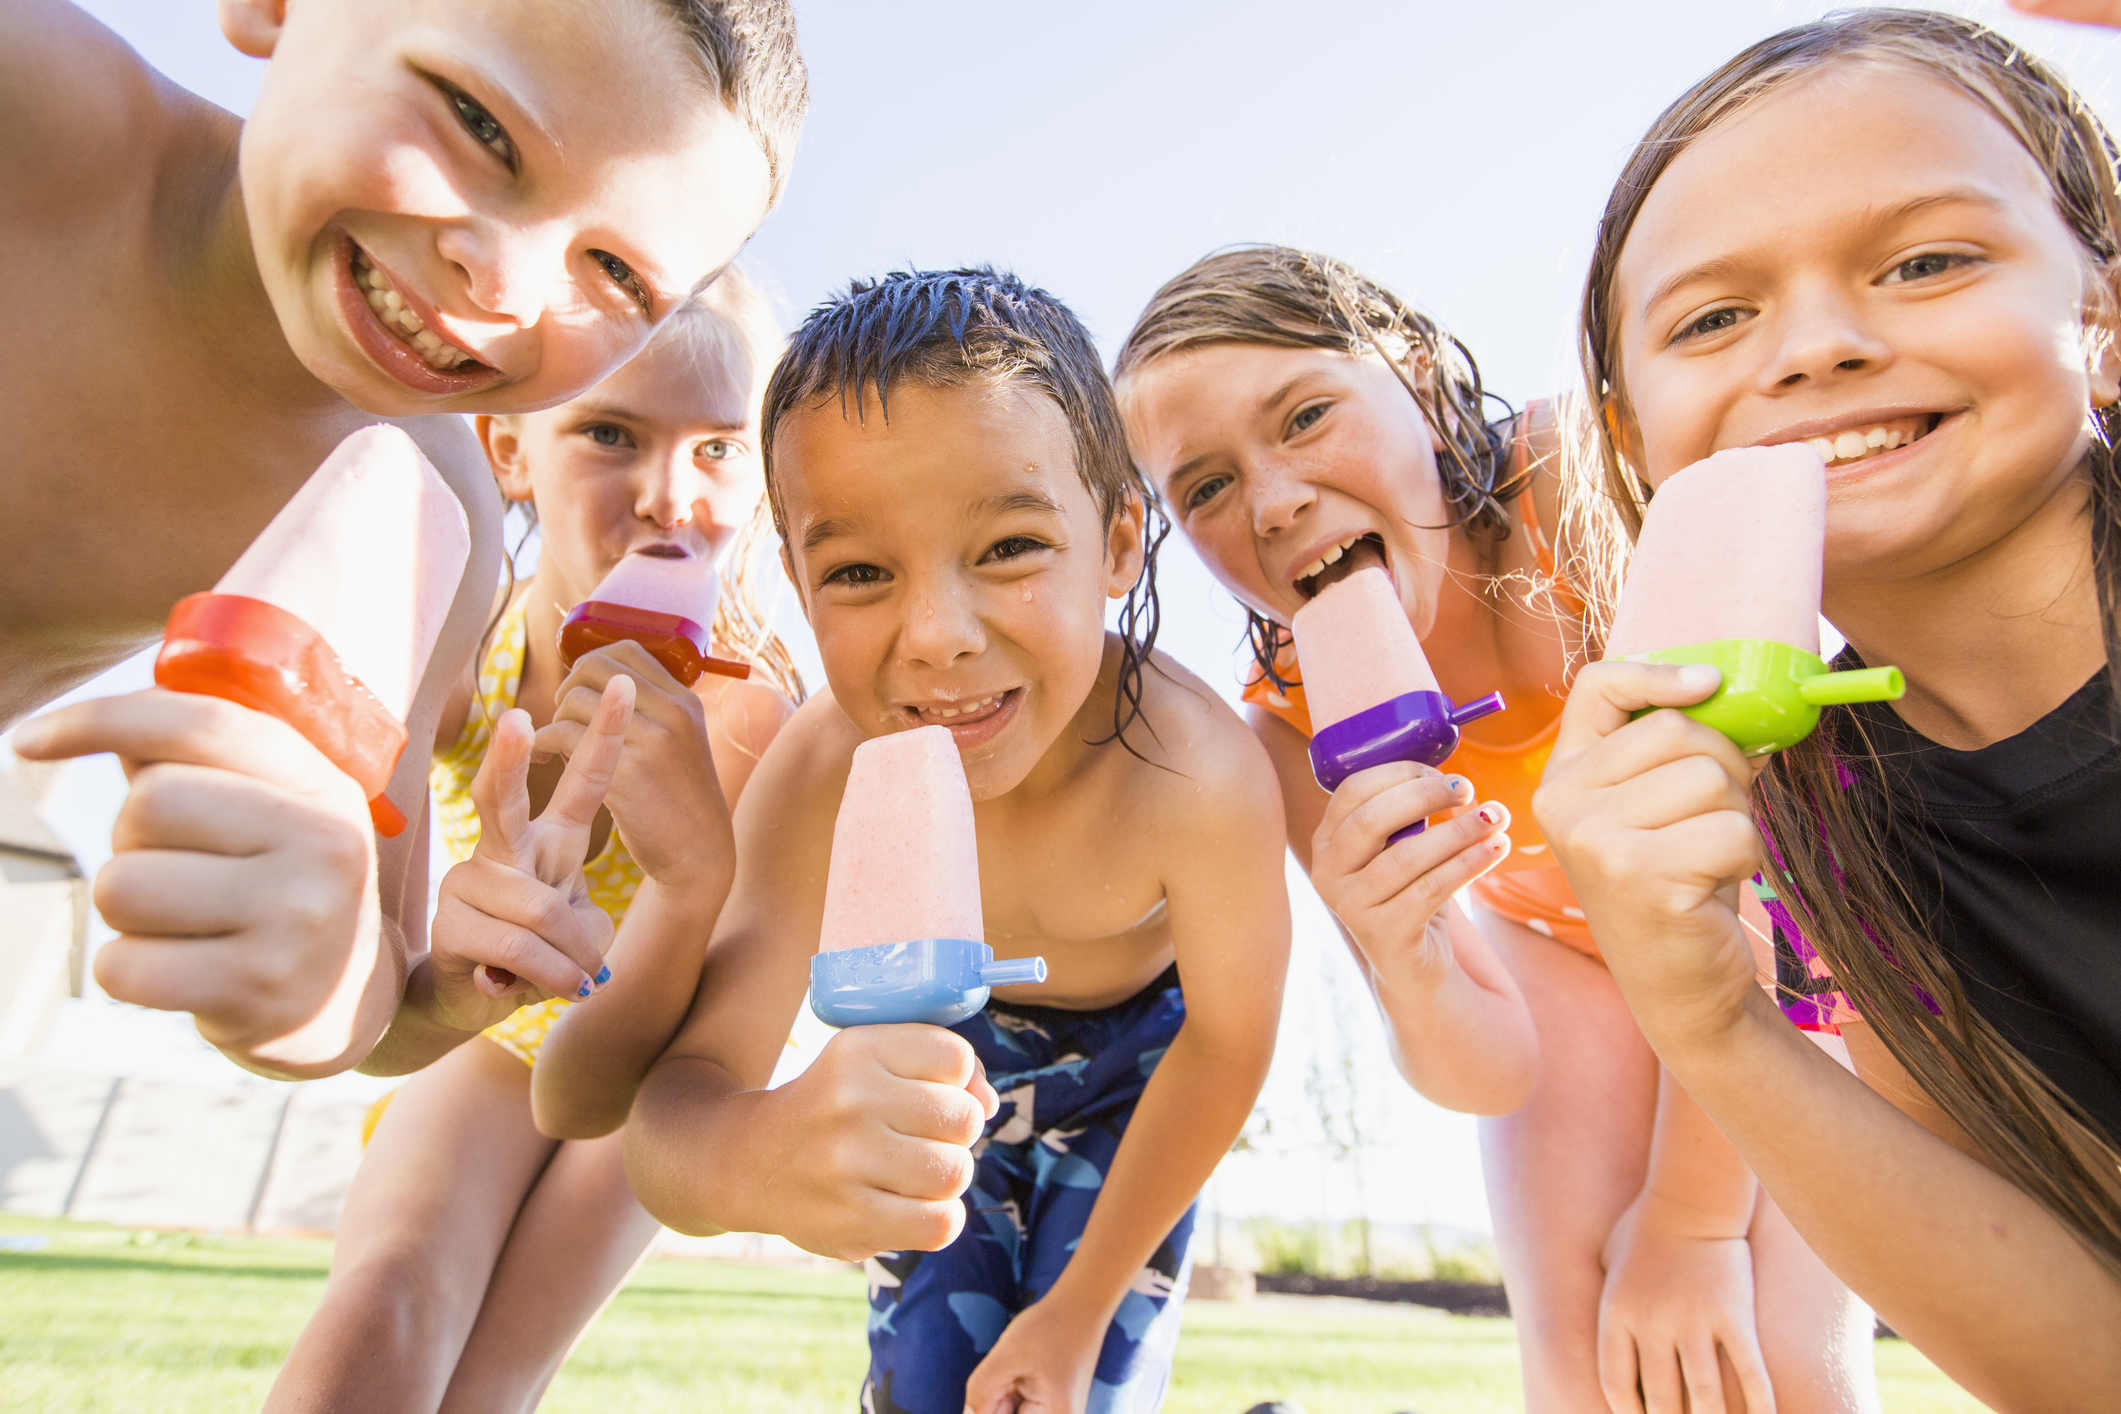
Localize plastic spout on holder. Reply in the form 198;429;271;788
810;939;1050;1028
1308;690;1507;842
557;602;750;686
1634;639;1904;756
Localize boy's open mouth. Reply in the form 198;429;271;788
1783;413;1941;469
351;246;482;374
901;687;1022;749
1294;533;1388;599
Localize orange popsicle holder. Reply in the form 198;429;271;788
557;601;751;685
155;593;412;836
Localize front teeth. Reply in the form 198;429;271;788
1802;423;1920;467
923;694;1002;721
353;249;475;372
1297;534;1366;584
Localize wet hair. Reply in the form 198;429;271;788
655;0;808;204
1578;9;2121;1273
486;265;804;705
1113;244;1625;688
759;267;1165;754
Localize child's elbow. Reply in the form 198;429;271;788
529;1071;630;1141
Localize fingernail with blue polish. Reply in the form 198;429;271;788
1447;776;1471;794
595;965;612;986
576;979;593;999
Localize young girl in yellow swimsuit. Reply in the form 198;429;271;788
267;271;801;1414
1117;247;1875;1414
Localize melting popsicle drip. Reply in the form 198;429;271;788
1291;567;1504;839
1606;444;1901;755
153;426;471;836
558;548;750;685
809;725;1046;1027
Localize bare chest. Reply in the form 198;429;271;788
0;211;374;719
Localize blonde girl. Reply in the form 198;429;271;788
1539;10;2121;1410
1117;248;1875;1413
267;270;800;1414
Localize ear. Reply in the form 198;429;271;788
475;416;536;504
1104;490;1147;600
2088;278;2121;411
218;0;288;59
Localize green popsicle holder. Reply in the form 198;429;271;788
1632;639;1904;756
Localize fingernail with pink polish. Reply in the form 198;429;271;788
1478;803;1506;826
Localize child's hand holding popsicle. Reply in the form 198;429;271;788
1538;444;1879;1047
424;678;635;1034
533;637;732;891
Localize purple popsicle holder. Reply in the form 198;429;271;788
1308;689;1507;842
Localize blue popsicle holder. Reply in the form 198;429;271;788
1307;689;1507;842
809;938;1049;1028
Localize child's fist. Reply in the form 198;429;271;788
14;690;382;1077
747;1023;1000;1262
1309;760;1511;990
534;639;730;892
1535;659;1763;1045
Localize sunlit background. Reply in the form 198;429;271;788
18;0;2121;1244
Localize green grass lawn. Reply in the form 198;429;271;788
0;1214;1985;1413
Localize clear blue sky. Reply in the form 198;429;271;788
40;0;2121;1233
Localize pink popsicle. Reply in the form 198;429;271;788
1604;443;1826;661
588;548;719;625
818;725;984;953
214;425;470;722
1291;566;1440;729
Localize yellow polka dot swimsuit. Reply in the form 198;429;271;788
430;599;645;1066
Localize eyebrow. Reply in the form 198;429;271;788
1639;187;2012;317
1161;375;1313;494
574;400;751;432
970;489;1068;520
801;515;859;553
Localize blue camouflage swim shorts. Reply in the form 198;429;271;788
861;964;1194;1414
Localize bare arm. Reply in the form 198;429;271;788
521;648;786;1135
624;696;995;1254
1253;707;1538;1113
1032;728;1290;1332
1539;659;2121;1411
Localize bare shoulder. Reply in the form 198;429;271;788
732;691;861;840
1118;649;1283;835
0;1;202;218
699;674;797;760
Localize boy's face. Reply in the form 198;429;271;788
482;328;764;606
777;380;1138;801
230;0;772;418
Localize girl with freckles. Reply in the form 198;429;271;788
1539;10;2121;1410
1118;250;1874;1414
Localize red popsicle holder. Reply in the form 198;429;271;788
557;601;751;686
154;593;412;837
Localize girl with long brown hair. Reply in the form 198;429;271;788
1538;11;2121;1409
1118;247;1874;1413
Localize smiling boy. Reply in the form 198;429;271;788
576;270;1290;1414
1;0;803;1077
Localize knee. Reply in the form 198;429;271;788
325;1240;486;1353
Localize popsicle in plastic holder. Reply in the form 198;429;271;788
1292;566;1504;839
154;425;470;836
1604;443;1902;755
809;726;1046;1027
558;548;750;685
